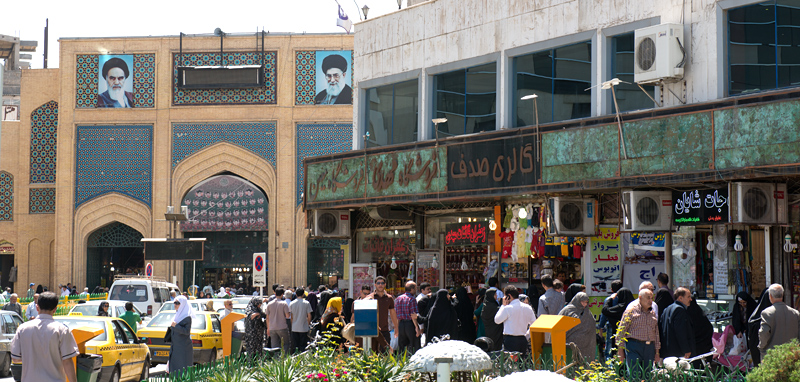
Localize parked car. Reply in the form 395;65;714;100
0;311;23;377
137;311;223;366
13;316;151;382
156;300;204;314
108;277;179;317
69;301;150;329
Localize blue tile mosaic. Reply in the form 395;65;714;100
0;172;12;221
296;123;352;204
172;122;277;168
29;188;55;214
295;51;316;105
75;125;152;207
30;101;58;183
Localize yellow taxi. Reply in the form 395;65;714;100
55;316;150;382
136;311;223;366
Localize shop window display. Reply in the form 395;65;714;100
356;229;416;296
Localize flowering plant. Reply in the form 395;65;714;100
305;368;350;382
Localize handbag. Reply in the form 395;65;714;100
164;326;173;343
307;319;321;340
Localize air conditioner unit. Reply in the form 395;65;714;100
730;183;787;224
547;197;596;236
634;23;686;84
312;210;350;237
621;190;673;232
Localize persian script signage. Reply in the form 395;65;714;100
306;147;446;203
447;135;538;191
672;188;729;225
444;222;489;246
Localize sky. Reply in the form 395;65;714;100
3;0;402;69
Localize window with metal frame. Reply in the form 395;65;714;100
434;63;497;137
365;79;419;147
611;33;656;112
513;41;592;126
728;0;800;95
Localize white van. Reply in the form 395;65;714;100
108;277;180;316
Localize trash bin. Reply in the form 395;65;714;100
76;354;103;382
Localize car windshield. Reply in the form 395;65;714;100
109;285;148;302
55;319;107;341
70;305;109;317
161;302;201;312
147;312;206;330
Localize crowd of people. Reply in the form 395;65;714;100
2;274;798;380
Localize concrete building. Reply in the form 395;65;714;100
1;34;38;120
1;32;354;292
304;0;800;305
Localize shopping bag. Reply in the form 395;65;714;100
730;333;746;355
390;330;398;350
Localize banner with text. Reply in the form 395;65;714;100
588;227;622;296
622;232;666;292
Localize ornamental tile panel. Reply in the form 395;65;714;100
296;123;352;204
172;52;277;105
0;172;12;221
29;188;55;214
133;54;156;107
75;125;152;207
75;55;99;108
172;122;277;168
29;101;58;183
295;51;316;105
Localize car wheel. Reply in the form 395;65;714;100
140;357;150;381
109;366;120;382
0;352;10;377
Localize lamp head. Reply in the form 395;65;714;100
362;5;370;18
432;118;448;124
214;28;224;36
521;94;538;100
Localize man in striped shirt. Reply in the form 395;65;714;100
617;289;660;380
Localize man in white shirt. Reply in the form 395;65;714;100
495;286;536;355
59;285;70;298
24;294;38;321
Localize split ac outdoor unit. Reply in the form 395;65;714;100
547;197;596;236
621;190;673;232
634;23;686;84
730;183;788;224
313;210;351;237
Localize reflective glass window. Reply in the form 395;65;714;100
728;0;800;95
612;33;656;112
434;63;497;137
513;41;592;126
365;79;419;147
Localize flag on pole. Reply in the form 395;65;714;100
336;3;353;33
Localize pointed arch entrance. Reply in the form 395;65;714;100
180;174;269;292
86;222;144;291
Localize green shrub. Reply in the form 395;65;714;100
748;339;800;382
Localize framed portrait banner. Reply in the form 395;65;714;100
314;50;353;105
97;55;135;108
